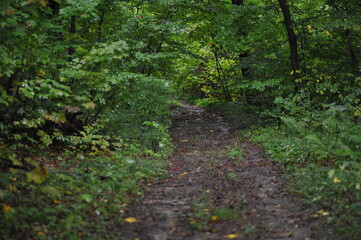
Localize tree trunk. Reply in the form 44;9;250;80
68;15;77;56
232;0;244;5
345;29;359;69
232;0;249;78
278;0;301;88
98;10;106;42
213;49;232;102
48;0;60;16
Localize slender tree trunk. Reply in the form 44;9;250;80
232;0;249;78
68;15;77;56
345;30;359;69
213;49;232;102
98;10;106;42
278;0;301;88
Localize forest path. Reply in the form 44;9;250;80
119;103;325;240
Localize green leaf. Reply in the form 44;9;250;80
328;169;335;178
79;194;93;203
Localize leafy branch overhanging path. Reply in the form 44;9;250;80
119;103;327;240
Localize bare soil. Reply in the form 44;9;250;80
118;103;330;240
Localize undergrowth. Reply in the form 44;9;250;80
212;100;361;239
0;141;169;239
0;106;172;239
244;104;361;239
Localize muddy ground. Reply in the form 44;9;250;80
119;103;330;240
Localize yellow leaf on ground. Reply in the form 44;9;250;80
211;216;218;221
125;217;137;223
182;139;189;142
224;233;239;239
333;177;341;183
180;172;189;176
2;204;11;213
316;210;330;216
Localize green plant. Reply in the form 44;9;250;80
212;207;238;220
0;146;168;239
227;172;238;181
227;147;243;162
246;103;361;238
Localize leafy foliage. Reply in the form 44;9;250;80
245;104;361;238
0;1;175;238
0;0;360;238
0;147;167;239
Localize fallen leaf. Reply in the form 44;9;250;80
53;200;60;204
180;172;188;176
173;166;180;170
316;210;330;216
211;216;218;221
37;232;46;236
2;204;11;213
284;231;292;237
124;217;137;223
333;177;341;183
182;139;189;142
224;233;239;239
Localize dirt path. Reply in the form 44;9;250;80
119;103;327;240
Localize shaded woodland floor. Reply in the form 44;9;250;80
118;103;331;240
